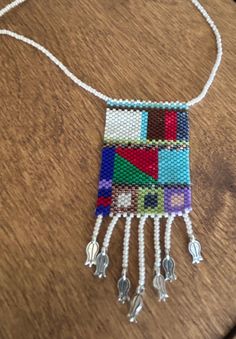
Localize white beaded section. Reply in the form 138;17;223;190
109;208;192;219
104;109;143;141
153;216;161;274
102;215;120;251
164;215;175;258
91;215;103;242
122;216;132;273
138;215;147;289
0;0;222;106
183;213;195;241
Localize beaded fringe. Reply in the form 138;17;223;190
85;213;203;322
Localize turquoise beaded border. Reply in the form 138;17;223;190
107;99;188;110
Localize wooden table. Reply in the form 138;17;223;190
0;1;235;338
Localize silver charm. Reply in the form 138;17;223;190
117;275;131;303
94;251;109;278
153;273;168;302
85;241;99;267
163;256;177;282
188;239;203;264
128;291;144;323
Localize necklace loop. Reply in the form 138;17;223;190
0;0;222;106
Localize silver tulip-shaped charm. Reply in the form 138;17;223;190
117;274;131;304
153;273;168;302
94;251;109;278
128;288;144;323
85;241;99;267
188;239;203;264
163;255;177;282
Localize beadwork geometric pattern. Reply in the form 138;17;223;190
96;100;191;217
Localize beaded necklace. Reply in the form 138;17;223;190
0;0;222;323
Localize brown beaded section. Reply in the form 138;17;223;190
147;110;165;141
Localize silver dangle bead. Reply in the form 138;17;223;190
163;255;177;282
85;241;99;267
117;270;131;304
153;273;168;302
188;239;203;264
94;249;109;278
128;287;144;323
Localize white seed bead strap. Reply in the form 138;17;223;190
0;0;222;106
122;216;132;272
188;0;223;106
102;215;120;251
91;215;103;242
0;28;111;102
138;216;147;290
154;216;161;274
164;215;175;258
183;213;195;241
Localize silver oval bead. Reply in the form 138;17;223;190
94;252;109;278
153;274;169;302
188;239;203;264
85;241;99;267
163;256;177;282
128;293;144;323
117;275;131;304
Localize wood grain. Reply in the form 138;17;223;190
0;1;236;338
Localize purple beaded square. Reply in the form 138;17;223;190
164;187;191;214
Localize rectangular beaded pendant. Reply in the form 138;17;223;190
85;99;203;323
96;100;191;217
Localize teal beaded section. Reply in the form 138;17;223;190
158;149;190;184
141;111;148;140
107;99;188;111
